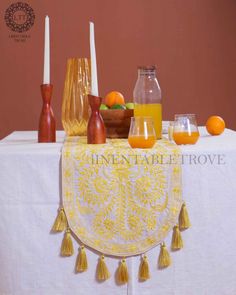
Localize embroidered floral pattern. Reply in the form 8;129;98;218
62;137;182;256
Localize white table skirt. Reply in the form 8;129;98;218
0;129;236;295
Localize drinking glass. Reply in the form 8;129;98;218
62;58;91;136
128;117;156;148
173;114;200;145
168;121;174;141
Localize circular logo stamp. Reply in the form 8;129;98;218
5;2;35;33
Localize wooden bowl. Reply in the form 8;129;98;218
100;109;134;138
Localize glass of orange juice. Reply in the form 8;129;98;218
173;114;200;145
128;117;156;148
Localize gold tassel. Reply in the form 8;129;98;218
61;229;74;256
117;258;129;284
179;202;191;230
158;243;171;269
75;245;88;272
139;255;150;281
171;225;183;250
52;207;67;232
96;255;110;281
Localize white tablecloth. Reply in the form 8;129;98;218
0;129;236;295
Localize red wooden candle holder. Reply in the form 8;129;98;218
38;84;56;143
87;94;106;144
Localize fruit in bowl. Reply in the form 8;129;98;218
100;91;134;138
104;91;125;107
100;104;109;110
125;102;135;110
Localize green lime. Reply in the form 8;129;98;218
100;104;109;110
125;102;135;110
111;104;126;110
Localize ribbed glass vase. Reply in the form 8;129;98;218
62;58;91;136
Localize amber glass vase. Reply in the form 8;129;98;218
62;58;91;136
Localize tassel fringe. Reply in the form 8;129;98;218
179;202;191;230
76;245;88;272
117;258;129;284
97;255;110;281
171;225;183;250
53;206;190;279
139;255;150;281
61;229;74;256
158;243;171;268
52;207;67;232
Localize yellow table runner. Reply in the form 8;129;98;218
62;136;182;257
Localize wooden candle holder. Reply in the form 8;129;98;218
87;94;106;144
38;84;56;143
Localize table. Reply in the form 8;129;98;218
0;129;236;295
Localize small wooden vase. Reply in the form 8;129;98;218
38;84;56;143
87;94;106;144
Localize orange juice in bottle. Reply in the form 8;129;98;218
133;66;162;139
134;104;162;139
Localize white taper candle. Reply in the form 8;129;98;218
43;16;50;84
89;22;98;96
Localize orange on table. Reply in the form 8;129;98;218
206;116;225;135
105;91;125;107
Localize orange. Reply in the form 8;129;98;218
105;91;125;108
206;116;225;135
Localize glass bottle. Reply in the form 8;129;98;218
133;65;162;139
